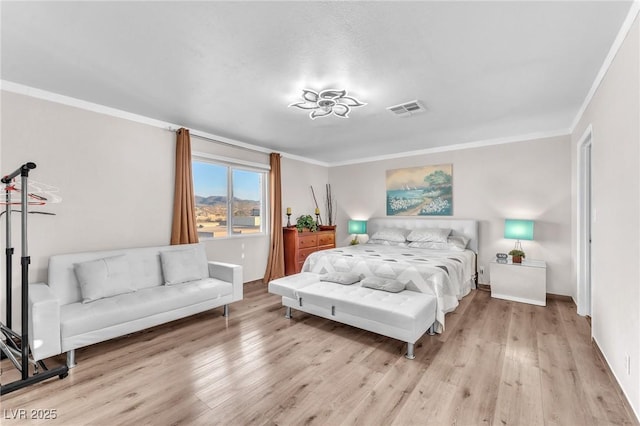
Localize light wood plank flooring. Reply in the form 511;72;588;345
1;282;637;425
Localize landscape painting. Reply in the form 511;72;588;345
386;164;453;216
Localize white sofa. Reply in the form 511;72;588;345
268;272;437;359
28;243;242;367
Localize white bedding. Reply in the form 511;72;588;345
302;243;476;332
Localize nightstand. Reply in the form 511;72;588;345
490;259;547;306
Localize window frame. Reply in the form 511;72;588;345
192;151;269;240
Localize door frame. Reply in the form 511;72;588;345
576;125;593;316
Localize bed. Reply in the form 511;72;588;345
301;218;478;333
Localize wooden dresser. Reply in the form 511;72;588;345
283;227;336;275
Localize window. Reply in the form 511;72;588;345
192;156;267;239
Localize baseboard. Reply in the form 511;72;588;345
592;337;639;423
480;284;574;302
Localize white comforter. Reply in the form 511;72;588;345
302;244;476;332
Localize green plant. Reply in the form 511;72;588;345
296;214;317;232
508;249;526;258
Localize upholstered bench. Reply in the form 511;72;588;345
268;273;437;359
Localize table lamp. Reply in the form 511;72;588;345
504;219;534;262
348;220;367;245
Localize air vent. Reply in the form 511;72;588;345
386;100;426;117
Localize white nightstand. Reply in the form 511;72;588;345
490;259;547;306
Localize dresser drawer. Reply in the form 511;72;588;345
298;247;317;263
298;234;318;249
318;233;335;246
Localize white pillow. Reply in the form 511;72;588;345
447;235;470;251
366;239;406;247
160;247;208;285
361;277;405;293
406;228;451;243
369;228;408;243
320;272;362;285
407;241;449;250
74;255;136;303
407;235;470;251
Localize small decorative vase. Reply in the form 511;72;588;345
512;255;522;264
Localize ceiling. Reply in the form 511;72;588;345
1;1;634;164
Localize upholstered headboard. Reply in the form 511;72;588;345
367;217;479;252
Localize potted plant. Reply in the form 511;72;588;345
296;215;317;232
509;249;526;264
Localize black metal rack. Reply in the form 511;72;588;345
1;162;68;395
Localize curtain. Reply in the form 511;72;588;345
170;128;199;245
263;153;285;283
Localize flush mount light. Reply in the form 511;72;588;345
289;89;367;119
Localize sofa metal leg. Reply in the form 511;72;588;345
405;343;416;360
66;350;76;369
285;306;292;319
222;305;229;317
427;324;436;336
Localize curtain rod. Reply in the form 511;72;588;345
170;127;272;156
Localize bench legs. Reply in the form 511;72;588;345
66;350;76;369
405;343;416;360
222;305;229;317
284;306;292;319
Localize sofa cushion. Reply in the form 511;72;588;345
296;282;435;330
74;255;136;303
268;272;320;300
160;246;208;285
60;278;232;338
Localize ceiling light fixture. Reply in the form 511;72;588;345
289;89;366;119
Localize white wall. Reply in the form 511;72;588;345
0;91;275;328
281;156;330;226
571;15;640;417
329;135;573;296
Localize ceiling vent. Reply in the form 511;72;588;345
386;100;426;117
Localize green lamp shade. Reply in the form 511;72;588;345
504;219;534;241
348;220;367;234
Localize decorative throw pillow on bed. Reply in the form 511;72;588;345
361;277;406;293
74;255;136;303
407;241;449;250
406;228;451;243
160;246;209;285
366;239;406;246
369;228;408;243
408;235;470;251
447;235;470;251
320;272;363;285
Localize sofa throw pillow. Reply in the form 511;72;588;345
320;272;362;285
160;247;208;285
369;228;408;243
406;228;451;243
361;276;406;293
74;255;136;303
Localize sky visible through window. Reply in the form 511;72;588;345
193;162;260;201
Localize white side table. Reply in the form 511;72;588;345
490;259;547;306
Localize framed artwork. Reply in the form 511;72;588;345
386;164;453;216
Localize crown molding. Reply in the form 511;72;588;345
327;128;571;167
0;80;328;167
570;1;640;132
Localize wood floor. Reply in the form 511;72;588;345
2;281;637;425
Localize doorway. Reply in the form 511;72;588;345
577;126;592;317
